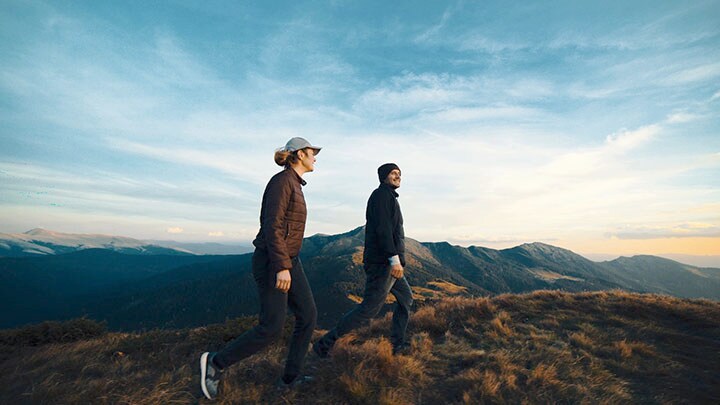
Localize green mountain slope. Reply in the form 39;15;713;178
600;255;720;298
0;251;226;327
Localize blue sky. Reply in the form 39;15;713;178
1;0;719;255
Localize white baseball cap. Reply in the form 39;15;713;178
283;137;322;155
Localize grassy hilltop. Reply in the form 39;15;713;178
1;290;719;404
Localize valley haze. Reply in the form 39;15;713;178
2;227;719;331
1;228;718;267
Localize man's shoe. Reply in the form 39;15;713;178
392;343;411;356
275;375;314;393
200;352;223;400
312;341;329;359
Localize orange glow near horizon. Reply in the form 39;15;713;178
559;237;720;256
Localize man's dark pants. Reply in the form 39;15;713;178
213;248;317;380
316;263;413;352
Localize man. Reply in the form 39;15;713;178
313;163;413;357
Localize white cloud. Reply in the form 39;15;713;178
208;231;225;237
604;125;661;152
107;139;271;185
607;223;720;240
0;162;260;225
352;72;553;122
424;106;543;123
666;112;700;124
355;83;461;116
457;35;526;52
167;227;184;234
528;124;661;181
446;233;552;246
663;62;720;85
504;79;555;100
414;4;457;44
398;118;720;247
0;11;253;146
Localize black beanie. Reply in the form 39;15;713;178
378;163;401;183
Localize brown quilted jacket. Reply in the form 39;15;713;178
252;168;307;272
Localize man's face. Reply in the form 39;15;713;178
384;169;401;189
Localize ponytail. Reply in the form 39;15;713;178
274;149;301;168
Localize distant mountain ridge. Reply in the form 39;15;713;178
144;240;254;255
1;226;719;330
0;229;190;256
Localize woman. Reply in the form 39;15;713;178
201;137;321;400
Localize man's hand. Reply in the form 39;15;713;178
390;263;404;279
276;270;291;293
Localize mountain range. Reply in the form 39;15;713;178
0;229;254;256
1;227;719;330
0;229;191;256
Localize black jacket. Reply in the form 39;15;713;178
363;183;405;266
252;169;307;272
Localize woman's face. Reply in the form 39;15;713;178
299;148;317;172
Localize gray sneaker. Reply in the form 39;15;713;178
312;341;330;359
392;343;411;356
275;375;314;393
200;352;223;400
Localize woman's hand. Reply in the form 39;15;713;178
276;270;291;293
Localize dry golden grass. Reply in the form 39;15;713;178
347;294;364;304
529;269;583;282
348;293;403;305
569;331;595;350
427;280;468;294
409;286;444;302
314;334;427;404
1;290;719;404
351;248;364;265
488;311;513;339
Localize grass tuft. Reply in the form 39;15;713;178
0;318;107;347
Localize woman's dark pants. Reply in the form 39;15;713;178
213;249;317;380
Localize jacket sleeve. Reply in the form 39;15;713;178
262;176;293;272
372;191;398;260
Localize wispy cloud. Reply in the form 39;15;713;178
414;2;461;44
604;125;661;152
666;112;701;124
352;72;555;126
107;139;270;185
0;162;259;223
151;33;222;88
661;62;720;86
607;223;720;240
421;105;544;123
